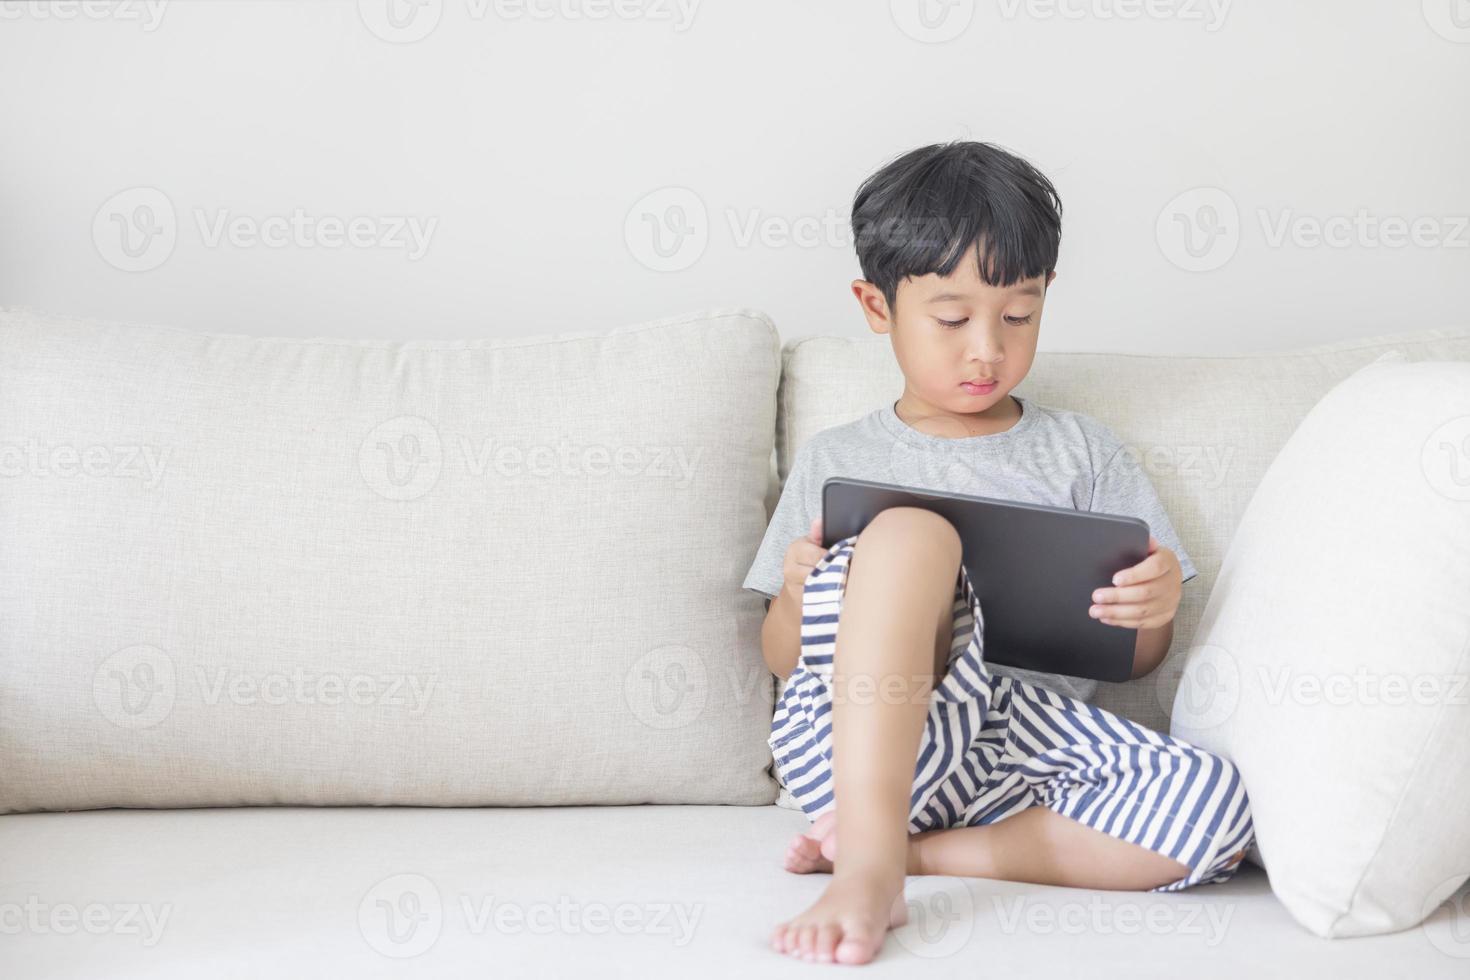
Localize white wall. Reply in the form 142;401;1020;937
1;0;1466;353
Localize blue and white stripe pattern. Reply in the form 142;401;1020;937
768;534;1256;893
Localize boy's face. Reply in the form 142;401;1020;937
853;242;1055;423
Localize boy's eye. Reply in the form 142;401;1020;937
936;315;1033;329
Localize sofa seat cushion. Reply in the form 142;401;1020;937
2;805;1465;978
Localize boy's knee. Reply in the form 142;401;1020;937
856;507;962;559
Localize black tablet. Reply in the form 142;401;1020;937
821;476;1150;683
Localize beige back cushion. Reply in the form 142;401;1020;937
0;307;781;813
774;326;1470;733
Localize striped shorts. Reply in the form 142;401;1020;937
768;534;1256;893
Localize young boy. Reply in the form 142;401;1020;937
741;141;1255;966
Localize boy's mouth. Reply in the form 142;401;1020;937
960;379;998;394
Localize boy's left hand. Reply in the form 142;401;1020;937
1088;535;1182;629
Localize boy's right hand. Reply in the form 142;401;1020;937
781;517;828;602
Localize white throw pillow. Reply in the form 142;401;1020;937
0;307;782;812
1170;352;1470;937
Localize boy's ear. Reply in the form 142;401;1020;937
851;279;894;335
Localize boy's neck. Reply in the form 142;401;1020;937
894;388;1023;438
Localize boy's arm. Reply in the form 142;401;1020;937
759;591;803;681
1129;619;1174;680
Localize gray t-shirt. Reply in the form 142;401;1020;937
741;394;1199;703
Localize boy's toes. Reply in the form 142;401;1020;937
784;834;831;873
834;921;883;965
814;923;842;962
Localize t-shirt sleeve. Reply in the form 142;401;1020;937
741;443;820;602
1089;445;1199;584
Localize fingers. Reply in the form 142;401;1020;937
1111;546;1173;586
1091;605;1169;628
1090;581;1158;606
784;529;831;596
1089;600;1169;626
793;538;827;562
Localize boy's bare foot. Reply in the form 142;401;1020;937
784;810;838;873
770;865;909;965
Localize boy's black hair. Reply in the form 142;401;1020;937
851;140;1063;315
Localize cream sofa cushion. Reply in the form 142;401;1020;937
1170;356;1470;937
0;307;781;812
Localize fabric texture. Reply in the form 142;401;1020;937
8;804;1455;979
0;306;782;813
1170;355;1470;937
771;534;1253;893
770;327;1470;736
742;393;1198;703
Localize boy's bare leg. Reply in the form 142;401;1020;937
770;507;963;965
907;809;1194;889
790;807;1193;891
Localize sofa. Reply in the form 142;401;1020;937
1;307;1467;978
